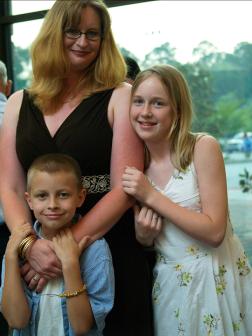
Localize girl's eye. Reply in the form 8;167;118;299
132;97;144;106
153;100;164;107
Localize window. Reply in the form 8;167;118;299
4;0;252;263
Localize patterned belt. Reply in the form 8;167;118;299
81;174;111;194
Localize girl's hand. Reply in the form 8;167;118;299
122;166;154;203
52;228;90;265
5;222;34;257
134;205;162;246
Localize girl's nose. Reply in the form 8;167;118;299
141;104;152;117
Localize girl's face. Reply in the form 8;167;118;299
63;6;102;73
131;75;174;145
25;171;85;240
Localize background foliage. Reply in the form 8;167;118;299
13;40;252;139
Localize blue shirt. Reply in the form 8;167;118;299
0;221;115;335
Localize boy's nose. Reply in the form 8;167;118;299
48;197;58;208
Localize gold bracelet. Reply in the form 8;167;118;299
19;235;36;259
18;234;37;260
21;238;36;259
58;284;87;298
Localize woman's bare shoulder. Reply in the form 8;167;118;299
7;89;24;104
3;90;24;124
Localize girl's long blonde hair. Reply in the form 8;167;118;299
28;0;126;112
132;64;200;172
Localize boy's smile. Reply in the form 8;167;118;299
25;171;85;240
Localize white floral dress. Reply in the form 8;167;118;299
152;163;252;336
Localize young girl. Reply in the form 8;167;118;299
122;64;252;336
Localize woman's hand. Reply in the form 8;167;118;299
134;205;162;247
122;166;154;204
26;239;62;278
20;262;48;292
21;239;62;292
5;222;34;258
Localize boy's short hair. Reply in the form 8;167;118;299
27;153;83;191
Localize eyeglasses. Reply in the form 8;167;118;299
64;27;101;41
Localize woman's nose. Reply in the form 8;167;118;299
76;34;89;47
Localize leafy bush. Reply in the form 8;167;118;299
239;169;252;192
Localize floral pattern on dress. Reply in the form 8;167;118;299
186;245;208;259
233;313;245;332
156;252;169;264
152;279;161;304
174;264;192;287
214;265;227;295
203;313;220;335
236;254;251;276
174;309;185;336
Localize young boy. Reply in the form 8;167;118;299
0;153;114;335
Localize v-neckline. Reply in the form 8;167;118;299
149;168;176;192
40;97;86;139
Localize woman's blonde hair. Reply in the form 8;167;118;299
132;64;199;172
28;0;126;112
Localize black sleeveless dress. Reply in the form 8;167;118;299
16;89;154;336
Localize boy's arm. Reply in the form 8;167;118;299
52;230;94;335
62;259;94;334
2;254;31;329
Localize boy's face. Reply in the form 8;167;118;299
25;171;85;239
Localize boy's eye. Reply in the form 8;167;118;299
59;192;70;199
35;193;47;200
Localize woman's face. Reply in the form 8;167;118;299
63;6;102;73
130;75;174;145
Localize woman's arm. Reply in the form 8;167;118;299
0;90;32;231
72;83;144;242
2;223;32;328
123;136;228;247
0;91;61;282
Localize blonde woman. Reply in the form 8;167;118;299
122;64;252;335
0;1;153;335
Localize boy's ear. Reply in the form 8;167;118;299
77;188;86;208
25;191;33;210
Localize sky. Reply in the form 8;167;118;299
11;0;252;64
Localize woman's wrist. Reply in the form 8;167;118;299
18;234;37;260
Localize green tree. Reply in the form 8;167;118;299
142;42;179;69
12;43;31;90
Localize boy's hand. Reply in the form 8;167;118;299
6;222;34;257
122;166;154;203
52;229;90;265
134;205;162;247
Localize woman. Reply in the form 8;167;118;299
0;1;153;335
